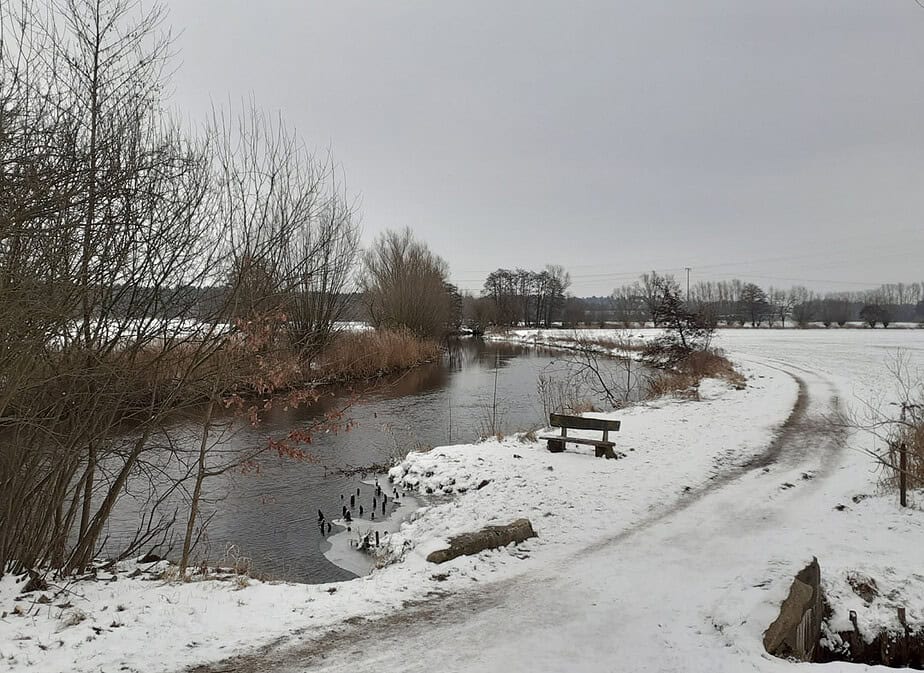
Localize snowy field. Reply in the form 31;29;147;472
1;329;922;672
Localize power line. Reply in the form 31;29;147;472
451;242;922;287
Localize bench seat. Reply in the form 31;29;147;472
538;435;620;459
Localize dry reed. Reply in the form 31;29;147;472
312;329;440;382
645;349;745;401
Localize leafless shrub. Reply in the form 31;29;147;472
536;373;597;417
885;416;924;496
556;343;644;409
207;102;360;355
359;228;456;339
0;0;224;576
478;401;509;440
840;351;924;505
221;543;253;578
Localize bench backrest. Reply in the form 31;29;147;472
549;413;620;432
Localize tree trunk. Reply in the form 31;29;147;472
66;428;152;573
180;399;215;576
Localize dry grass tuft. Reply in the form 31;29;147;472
646;372;700;400
677;349;746;388
645;349;744;401
517;429;539;443
312;329;440;381
568;400;600;414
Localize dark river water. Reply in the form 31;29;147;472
104;338;642;583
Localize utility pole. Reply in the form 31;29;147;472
685;267;691;302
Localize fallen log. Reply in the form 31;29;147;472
426;519;537;564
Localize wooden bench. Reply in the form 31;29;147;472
539;413;622;459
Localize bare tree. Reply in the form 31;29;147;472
767;287;792;327
360;227;454;339
739;283;770;327
639;271;673;326
789;286;815;327
208;103;360;353
611;283;643;327
461;292;495;334
0;0;234;575
644;276;714;365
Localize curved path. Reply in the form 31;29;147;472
193;359;847;673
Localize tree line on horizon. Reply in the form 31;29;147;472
457;269;924;331
603;274;924;328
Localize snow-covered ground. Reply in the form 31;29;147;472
1;329;922;673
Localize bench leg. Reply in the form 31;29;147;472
595;446;617;459
547;438;565;453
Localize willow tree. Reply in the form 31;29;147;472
360;227;454;339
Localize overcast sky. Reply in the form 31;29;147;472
165;1;924;296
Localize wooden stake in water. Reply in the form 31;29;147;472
492;352;499;435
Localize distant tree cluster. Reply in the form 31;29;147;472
477;265;572;328
607;277;924;328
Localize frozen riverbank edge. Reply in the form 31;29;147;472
3;329;922;672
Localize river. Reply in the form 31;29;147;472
103;338;644;583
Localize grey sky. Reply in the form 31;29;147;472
165;1;924;296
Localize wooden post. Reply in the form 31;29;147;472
899;442;907;508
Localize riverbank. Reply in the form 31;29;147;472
0;348;800;673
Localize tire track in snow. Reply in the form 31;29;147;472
186;359;846;673
577;358;844;557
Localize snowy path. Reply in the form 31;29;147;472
195;357;857;673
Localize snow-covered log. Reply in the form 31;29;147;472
426;519;537;564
